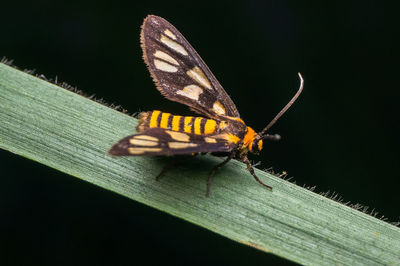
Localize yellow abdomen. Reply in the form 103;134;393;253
137;110;220;135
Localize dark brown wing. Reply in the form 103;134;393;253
140;15;240;119
108;128;236;156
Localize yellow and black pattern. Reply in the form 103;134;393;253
137;110;223;136
109;15;304;196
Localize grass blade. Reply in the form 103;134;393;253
1;62;399;265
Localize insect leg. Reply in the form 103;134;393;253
155;155;197;181
242;156;273;191
206;153;235;197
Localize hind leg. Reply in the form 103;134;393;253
206;154;234;197
155;155;197;181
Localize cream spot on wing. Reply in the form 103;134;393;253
160;35;188;56
128;147;162;154
213;101;226;115
204;137;217;143
153;50;179;66
133;135;158;142
164;29;177;40
129;138;158;146
165;130;190;142
211;134;228;140
176;85;203;100
168;142;198;149
154;59;178;72
211;133;239;144
186;67;212;90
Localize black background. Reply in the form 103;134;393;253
1;1;399;265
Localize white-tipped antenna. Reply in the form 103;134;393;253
259;73;304;138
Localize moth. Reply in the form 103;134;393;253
109;15;304;196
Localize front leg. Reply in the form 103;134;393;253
241;156;273;191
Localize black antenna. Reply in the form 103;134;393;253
259;72;304;138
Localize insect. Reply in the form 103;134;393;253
109;15;304;197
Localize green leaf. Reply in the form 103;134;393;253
1;62;399;265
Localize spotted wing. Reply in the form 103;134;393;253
108;128;236;156
141;15;240;119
